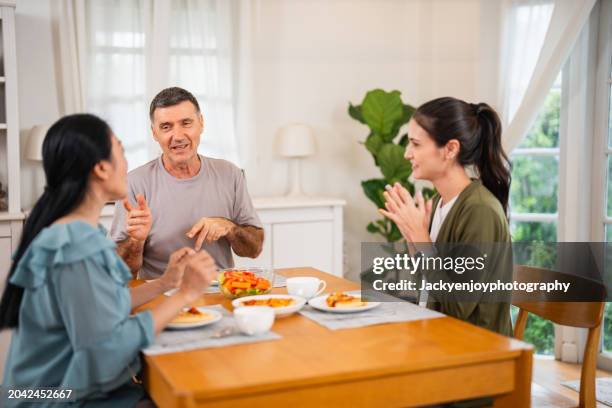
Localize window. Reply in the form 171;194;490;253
510;72;561;245
84;0;239;170
509;72;562;355
85;0;148;169
168;0;239;163
600;56;612;353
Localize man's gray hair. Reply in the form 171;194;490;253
149;87;200;121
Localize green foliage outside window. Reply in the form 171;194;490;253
509;88;561;355
604;303;612;352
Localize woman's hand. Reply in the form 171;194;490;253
159;247;196;291
379;182;433;244
177;251;218;302
149;251;218;334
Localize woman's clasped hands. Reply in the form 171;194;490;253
379;182;433;244
160;247;217;301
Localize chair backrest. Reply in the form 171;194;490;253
512;265;606;329
512;265;606;408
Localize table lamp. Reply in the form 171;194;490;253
25;125;49;162
276;123;316;197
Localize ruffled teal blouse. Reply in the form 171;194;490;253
2;221;154;407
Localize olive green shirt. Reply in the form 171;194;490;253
426;180;513;336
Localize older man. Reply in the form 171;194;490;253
111;87;263;279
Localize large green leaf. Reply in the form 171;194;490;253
387;222;403;242
361;89;403;140
361;178;387;209
403;104;416;124
390;104;416;140
377;144;412;183
398;179;415;196
367;222;381;234
348;103;366;124
364;133;384;156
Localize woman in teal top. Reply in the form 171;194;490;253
0;114;217;406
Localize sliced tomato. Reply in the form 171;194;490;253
230;281;251;289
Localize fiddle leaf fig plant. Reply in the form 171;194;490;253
349;89;434;242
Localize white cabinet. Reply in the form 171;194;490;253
100;196;346;277
0;215;23;383
0;217;22;285
0;0;19;384
99;204;116;231
234;197;345;277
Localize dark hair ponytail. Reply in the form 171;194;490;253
412;97;511;214
472;103;511;214
0;114;113;329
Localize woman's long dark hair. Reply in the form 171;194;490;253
413;97;511;214
0;114;112;329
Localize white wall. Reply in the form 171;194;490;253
10;0;501;281
16;0;61;209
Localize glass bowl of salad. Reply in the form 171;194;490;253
218;267;275;299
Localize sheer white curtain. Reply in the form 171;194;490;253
166;0;239;164
498;0;597;151
498;0;554;124
85;0;149;167
57;0;242;170
56;0;88;114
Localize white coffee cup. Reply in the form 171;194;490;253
233;306;275;336
286;277;327;299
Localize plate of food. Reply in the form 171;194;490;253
308;291;381;313
166;307;222;330
231;294;306;318
218;268;274;299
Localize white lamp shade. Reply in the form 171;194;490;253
276;123;316;158
25;125;49;161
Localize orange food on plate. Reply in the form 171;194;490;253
241;298;295;308
172;308;213;324
326;292;367;308
218;270;272;298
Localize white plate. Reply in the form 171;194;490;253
166;307;222;330
308;291;381;313
232;294;306;318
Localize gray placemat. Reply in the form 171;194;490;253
562;377;612;406
299;298;444;330
143;305;281;355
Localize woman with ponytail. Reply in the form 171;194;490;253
380;97;513;336
0;114;217;406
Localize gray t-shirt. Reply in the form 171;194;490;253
110;155;262;279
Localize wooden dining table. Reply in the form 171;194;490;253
134;267;533;408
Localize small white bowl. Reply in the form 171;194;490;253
233;306;275;336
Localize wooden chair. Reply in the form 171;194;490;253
513;265;606;408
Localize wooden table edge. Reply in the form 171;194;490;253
145;345;530;401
